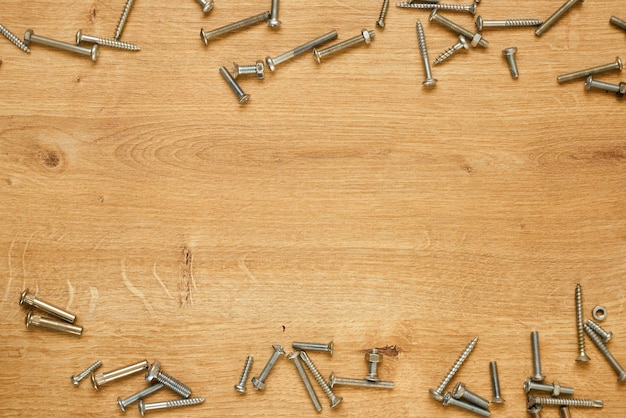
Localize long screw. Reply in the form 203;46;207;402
252;345;285;390
138;397;205;416
530;331;545;382
535;0;584;37
25;310;83;336
586;319;612;343
145;361;192;398
329;372;395;389
299;351;343;408
503;47;519;79
114;0;135;40
219;66;250;105
0;23;30;53
313;29;375;63
415;20;436;87
266;31;337;71
200;11;270;46
117;383;164;412
76;30;140;51
574;283;590;362
377;0;391;28
557;56;622;83
20;288;76;323
268;0;281;27
442;393;491;417
397;2;477;16
23;30;99;62
433;35;468;65
489;361;504;404
584;76;626;97
92;360;149;390
196;0;214;14
475;16;542;32
292;340;334;355
611;16;626;32
524;378;574;396
287;352;323;412
584;324;626;381
452;382;490;410
71;360;103;387
429;336;478;401
234;356;253;393
429;10;488;48
527;394;603;409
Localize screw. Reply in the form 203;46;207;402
452;382;490;410
377;0;391;28
76;29;140;51
535;0;584;37
433;35;468;65
234;355;253;393
292;340;334;355
429;10;488;48
329;372;395;389
527;394;603;409
299;351;343;408
584;324;626;381
313;29;375;64
523;378;574;397
287;352;323;412
527;405;543;417
429;336;479;401
232;60;265;79
266;30;337;71
219;66;250;105
502;47;519;79
586;319;612;343
23;30;99;62
560;405;572;418
71;360;103;387
114;0;136;40
146;361;192;398
442;393;491;417
91;360;149;390
138;397;205;416
196;0;214;14
200;11;270;46
19;288;76;323
365;348;381;381
268;0;281;27
489;361;504;404
557;56;622;83
117;383;164;412
251;345;285;390
530;331;545;382
584;76;626;98
25;309;83;336
0;23;30;53
475;16;542;32
397;2;478;16
415;20;437;87
574;282;590;362
611;16;626;32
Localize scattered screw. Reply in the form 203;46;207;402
266;31;337;71
19;288;76;323
530;331;545;382
329;372;395;389
527;394;603;409
560;405;572;418
232;61;265;79
452;382;490;410
527;405;543;417
0;23;30;53
610;16;626;32
200;11;270;46
433;35;468;65
91;360;149;390
146;361;192;398
557;56;622;83
292;340;334;355
429;10;488;48
397;2;478;16
23;30;99;62
535;0;584;37
416;20;437;87
25;309;83;336
442;392;491;417
117;383;164;412
365;348;381;381
429;336;479;401
219;66;250;105
196;0;214;13
502;47;519;79
574;283;590;362
234;355;253;393
584;75;626;97
252;345;285;390
313;29;375;64
299;351;343;408
489;361;504;404
287;352;323;412
586;319;612;343
71;360;103;387
76;29;140;51
523;378;574;397
114;0;136;40
377;0;391;28
475;16;542;32
138;397;205;416
584;324;626;381
268;0;281;27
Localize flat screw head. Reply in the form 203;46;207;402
523;378;533;393
616;56;623;71
503;47;517;57
138;399;146;416
199;29;208;46
584;75;593;91
19;289;29;305
146;361;161;382
475;16;483;32
90;373;100;390
429;388;444;401
75;29;83;45
313;49;322;64
429;9;438;22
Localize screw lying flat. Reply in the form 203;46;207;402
117;383;164;412
610;16;626;32
527;394;603;409
138;397;205;416
25;310;83;336
535;0;584;37
72;360;103;387
299;351;343;408
475;16;542;32
530;331;545;382
489;361;504;404
91;360;149;390
268;0;281;28
146;361;192;399
524;378;574;396
287;352;323;413
20;288;76;323
292;340;334;355
313;29;375;64
266;31;337;71
433;35;468;65
114;0;136;40
24;30;99;62
232;61;265;79
196;0;214;14
584;76;626;98
557;56;622;83
429;336;478;401
584;324;626;381
586;319;612;343
452;382;490;410
429;10;488;48
329;372;395;389
527;405;543;418
234;355;253;393
200;11;270;46
377;0;391;28
560;405;572;418
442;393;491;417
219;66;250;105
76;29;140;51
0;23;30;53
415;20;436;87
252;345;285;390
397;2;477;16
502;47;519;79
574;283;590;362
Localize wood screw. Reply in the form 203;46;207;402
527;394;603;408
138;397;205;416
429;336;478;401
433;35;468;65
117;383;164;412
71;360;103;387
234;356;253;393
584;324;626;381
575;283;590;362
586;319;613;343
475;16;542;32
76;29;140;51
0;23;30;52
114;0;136;40
377;0;391;28
416;20;437;86
299;351;343;408
397;2;478;16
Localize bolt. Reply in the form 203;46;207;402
429;10;488;48
114;0;136;40
377;0;391;28
523;378;574;396
433;35;468;65
574;283;590;362
452;382;490;410
610;16;626;32
365;348;381;381
266;30;337;71
268;0;281;27
146;361;192;398
219;66;250;105
232;60;265;79
397;2;477;16
489;361;504;404
415;20;437;87
23;30;99;62
196;0;214;13
584;324;626;381
19;288;76;323
535;0;584;37
557;56;622;83
584;76;626;98
76;29;140;51
502;47;519;79
91;360;149;390
0;23;30;53
527;394;603;409
530;331;545;382
313;29;375;64
138;397;205;416
117;383;164;412
251;345;285;390
71;360;103;387
442;393;491;417
234;355;253;393
559;405;572;418
299;351;343;408
586;319;612;343
329;372;395;389
200;11;270;46
25;310;83;336
292;340;334;355
429;336;479;401
475;16;542;32
527;405;543;417
287;352;323;412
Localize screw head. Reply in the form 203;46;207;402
138;399;146;416
429;389;444;401
423;78;438;87
89;44;99;62
234;383;246;393
575;352;591;362
469;2;477;15
615;56;623;71
146;361;161;382
251;376;265;390
199;29;208;46
117;397;127;412
328;372;336;388
90;373;100;391
75;29;83;45
327;341;334;356
19;289;29;305
458;35;469;50
202;1;214;13
23;29;33;46
428;9;438;22
376;19;385;29
24;309;33;328
584;75;593;91
441;392;453;406
313;49;322;64
503;47;517;57
452;382;466;399
618;82;626;97
329;394;343;408
268;18;281;28
475;16;483;32
523;378;533;393
265;57;276;72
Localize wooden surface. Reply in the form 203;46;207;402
1;0;626;416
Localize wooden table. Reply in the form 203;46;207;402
1;0;625;416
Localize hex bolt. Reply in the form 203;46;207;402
557;56;622;83
377;0;391;28
313;29;375;64
76;29;140;51
364;348;381;381
266;30;338;71
292;340;334;355
0;23;30;53
433;35;468;65
584;324;626;381
117;383;164;412
610;16;626;32
527;405;543;417
234;355;253;393
415;20;437;87
146;361;192;398
535;0;584;37
287;352;323;413
268;0;281;28
25;310;83;336
71;360;103;387
396;2;478;16
584;76;626;98
196;0;214;14
200;11;270;46
489;361;504;404
560;405;572;418
452;382;490;410
251;345;285;390
138;397;205;416
23;30;99;62
232;61;265;79
329;372;395;389
20;288;76;323
429;336;479;401
429;10;488;48
299;351;343;408
586;319;612;343
527;394;603;409
503;47;519;79
523;378;574;397
475;16;542;32
114;0;135;40
530;331;545;382
442;393;491;417
219;66;250;105
91;360;149;390
574;283;590;362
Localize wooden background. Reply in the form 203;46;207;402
1;0;625;416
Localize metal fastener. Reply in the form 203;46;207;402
575;283;590;362
502;47;519;79
25;310;83;336
268;0;281;28
299;351;343;408
557;56;622;83
252;345;285;390
76;29;140;51
200;11;270;46
523;378;574;397
365;348;381;381
23;30;99;62
138;397;205;416
117;383;164;412
219;66;250;105
535;0;584;37
475;16;542;32
585;77;626;97
527;405;543;418
377;0;391;28
313;29;375;63
20;288;76;323
292;340;334;355
91;360;149;390
442;393;491;417
527;394;603;409
489;361;504;404
71;360;103;387
287;352;323;412
429;336;479;401
397;2;477;16
329;372;395;389
530;331;545;382
560;405;572;418
584;324;626;381
114;0;135;40
586;319;612;343
453;382;490;410
416;20;437;87
232;61;265;79
429;10;488;48
196;0;214;14
592;305;608;321
234;355;253;393
0;23;30;53
266;31;337;71
146;361;192;398
433;35;468;65
610;16;626;32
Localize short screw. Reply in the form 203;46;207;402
502;47;519;79
196;0;214;14
117;383;164;412
76;29;140;51
138;397;205;416
489;361;504;404
584;324;626;381
234;355;253;393
397;2;477;16
219;66;250;105
584;76;626;98
586;319;612;343
23;30;99;62
329;372;395;389
365;348;381;381
25;310;83;336
377;0;391;28
429;336;478;401
292;340;334;355
560;405;572;418
527;394;603;409
299;351;343;408
200;11;270;46
429;10;488;48
610;16;626;32
20;288;76;323
415;20;436;87
433;35;468;65
0;23;30;53
268;0;281;28
266;30;337;71
442;393;491;417
287;352;323;413
232;60;265;79
530;331;545;382
91;360;149;390
114;0;136;40
251;345;285;390
574;283;590;362
535;0;584;37
146;361;192;398
523;378;574;397
475;16;542;32
557;56;622;83
452;382;490;410
313;29;375;64
71;360;103;387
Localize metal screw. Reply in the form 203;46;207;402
292;340;334;355
266;31;337;72
442;393;491;417
138;397;205;416
584;324;626;381
377;0;391;28
117;383;164;412
475;16;542;32
574;282;590;362
433;35;468;65
23;30;99;62
0;23;30;53
429;336;479;401
397;2;477;16
76;29;140;51
219;66;250;105
252;345;285;390
503;47;519;79
91;360;149;390
527;405;543;417
365;348;381;381
530;331;545;382
299;351;343;408
429;10;488;48
523;378;574;397
584;76;626;98
234;356;253;393
329;372;395;389
610;16;626;32
268;0;281;27
489;361;504;404
287;352;323;412
25;309;83;336
146;361;192;398
560;405;572;418
452;382;490;410
232;61;265;79
313;29;375;64
200;11;270;46
557;56;622;83
71;360;103;387
586;319;612;343
196;0;214;14
415;20;437;87
19;288;76;323
527;394;603;409
535;0;584;37
114;0;135;40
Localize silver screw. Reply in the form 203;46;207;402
0;23;30;53
429;10;488;48
377;0;391;28
415;20;436;87
574;282;590;362
442;393;491;417
117;383;164;412
19;288;76;323
586;319;612;343
23;30;99;62
138;397;205;416
429;336;478;401
523;378;574;396
527;405;543;417
475;16;542;32
292;340;334;355
535;0;584;37
268;0;281;28
530;331;545;382
91;360;149;390
433;35;468;65
502;47;519;79
234;355;253;393
611;16;626;32
114;0;136;40
527;394;603;409
287;352;323;412
489;361;504;404
146;361;192;398
397;2;478;16
200;11;270;46
196;0;214;14
313;29;375;64
329;372;395;389
299;351;343;408
252;345;285;390
559;405;572;418
584;324;626;381
76;29;140;51
584;76;626;97
25;310;83;336
266;30;337;71
557;56;622;83
71;360;103;387
219;66;250;105
452;382;490;410
232;61;265;79
365;348;381;381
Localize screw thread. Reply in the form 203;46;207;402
92;36;140;51
433;42;464;65
0;24;30;52
201;12;270;44
586;319;612;342
575;283;589;361
114;0;135;40
235;356;253;391
300;352;342;406
533;396;603;408
435;337;478;395
397;2;475;14
377;0;391;28
165;397;205;408
73;360;103;385
504;19;543;27
156;370;192;398
584;324;626;380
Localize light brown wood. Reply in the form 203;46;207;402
1;0;625;416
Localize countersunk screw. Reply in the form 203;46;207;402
117;383;164;412
0;23;30;53
266;31;337;72
292;340;334;355
91;360;149;390
527;405;542;418
299;351;343;408
114;0;136;40
313;29;375;64
475;16;542;32
20;288;76;323
557;56;622;83
584;324;626;381
25;309;83;336
502;47;519;79
527;394;603;409
219;66;250;105
365;348;381;381
433;35;468;65
442;393;491;417
574;283;590;362
200;11;270;46
489;361;504;404
232;60;265;79
138;397;205;416
530;331;545;382
268;0;281;28
452;382;490;410
523;378;574;397
71;360;102;387
377;0;391;28
535;0;584;37
24;30;99;62
586;319;612;343
610;16;626;32
584;76;626;98
76;29;140;51
146;361;192;398
287;352;323;413
252;345;285;390
196;0;214;14
397;2;477;16
429;336;478;401
429;10;488;48
415;20;436;87
234;355;253;393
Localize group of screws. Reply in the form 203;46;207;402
19;288;83;336
557;55;625;99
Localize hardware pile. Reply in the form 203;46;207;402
19;288;84;336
